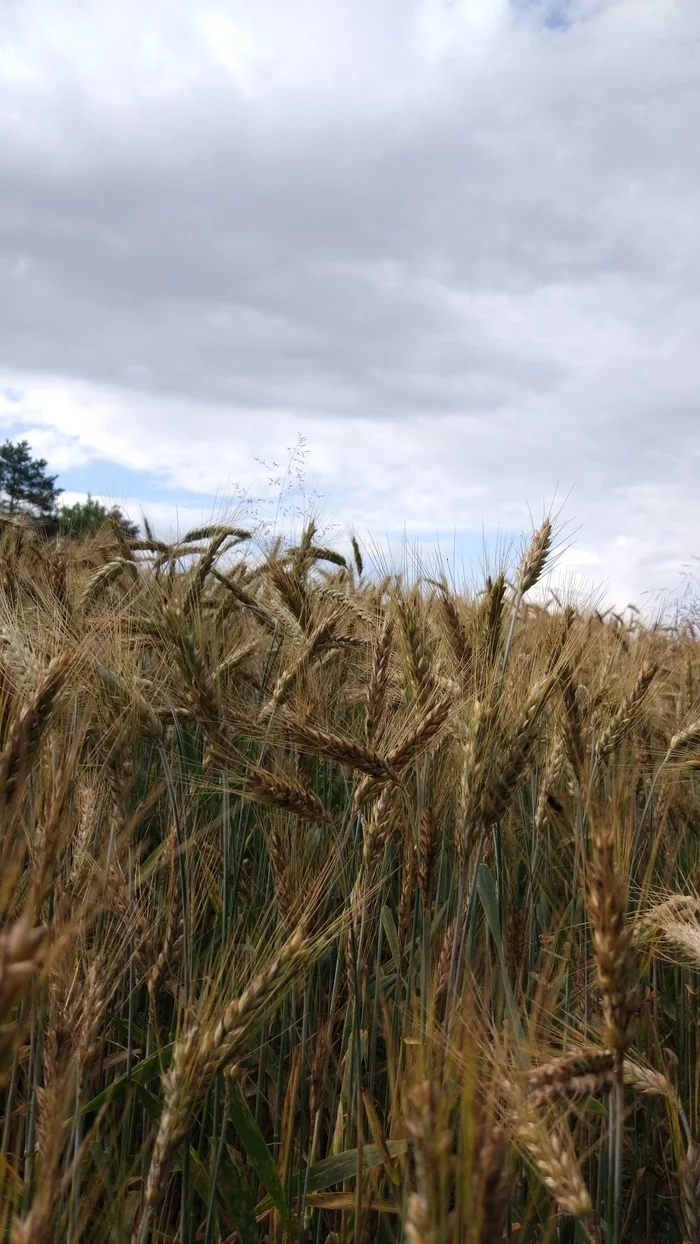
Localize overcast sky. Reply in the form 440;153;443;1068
1;0;699;608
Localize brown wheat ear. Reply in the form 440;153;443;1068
243;767;333;824
387;697;452;773
587;823;639;1067
595;660;658;761
365;613;394;743
516;518;553;594
476;1125;511;1244
0;649;73;807
0;911;50;1023
524;1049;616;1108
136;926;309;1244
508;1085;601;1244
281;717;397;781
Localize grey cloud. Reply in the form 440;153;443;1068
1;0;700;602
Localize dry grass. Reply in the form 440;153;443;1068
0;511;698;1242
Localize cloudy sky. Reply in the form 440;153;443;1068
1;0;699;608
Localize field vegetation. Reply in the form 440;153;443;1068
0;506;699;1243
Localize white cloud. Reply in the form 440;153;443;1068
1;0;700;610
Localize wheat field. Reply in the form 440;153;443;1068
0;510;699;1243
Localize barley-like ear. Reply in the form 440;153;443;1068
352;697;452;815
404;1190;432;1244
266;825;295;930
362;784;395;871
0;629;41;683
477;673;555;828
260;614;341;716
460;674;552;846
535;735;568;834
211;566;277;631
199;926;309;1078
527;1070;616;1111
164;608;233;766
526;1049;615;1086
98;665;165;739
458;696;498;858
476;573;507;686
561;662;587;780
635;895;700;939
148;823;182;1027
81;558;137;602
135;1025;201;1242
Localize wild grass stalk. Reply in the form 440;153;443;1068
0;512;697;1243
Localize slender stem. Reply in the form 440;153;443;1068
612;1078;624;1244
498;587;524;696
204;1078;232;1244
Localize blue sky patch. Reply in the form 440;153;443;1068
57;459;223;508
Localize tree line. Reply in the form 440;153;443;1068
0;438;139;539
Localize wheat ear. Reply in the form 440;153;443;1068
0;912;49;1022
595;661;657;761
136;927;307;1242
508;1087;601;1243
243;768;333;824
0;650;72;806
365;614;394;743
587;824;638;1065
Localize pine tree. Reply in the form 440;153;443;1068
0;440;62;518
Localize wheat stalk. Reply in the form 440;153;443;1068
682;1141;700;1244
